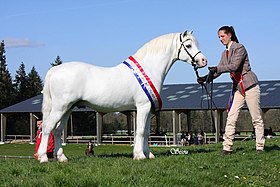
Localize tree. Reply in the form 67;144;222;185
14;62;29;103
0;40;14;109
26;66;43;98
51;55;63;66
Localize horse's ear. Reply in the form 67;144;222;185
183;30;188;37
183;30;193;37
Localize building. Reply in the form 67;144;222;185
1;80;280;145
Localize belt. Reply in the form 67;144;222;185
245;83;258;91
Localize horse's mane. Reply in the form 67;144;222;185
133;32;199;60
133;33;178;59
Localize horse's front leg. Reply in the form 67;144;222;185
134;104;151;160
54;111;71;162
143;116;155;159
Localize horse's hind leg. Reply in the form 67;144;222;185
38;110;65;163
54;110;71;162
37;127;51;163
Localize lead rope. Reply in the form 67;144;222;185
193;66;217;133
209;77;216;133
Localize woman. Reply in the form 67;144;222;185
198;26;265;154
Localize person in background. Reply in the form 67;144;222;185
198;130;204;145
197;26;265;154
187;132;193;145
33;117;55;160
180;131;187;146
194;132;199;145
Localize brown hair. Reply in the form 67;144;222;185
218;26;239;43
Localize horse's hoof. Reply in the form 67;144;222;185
57;154;68;162
133;152;146;160
39;155;48;163
149;152;155;159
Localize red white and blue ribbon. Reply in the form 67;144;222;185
123;56;162;111
227;88;235;112
227;72;245;112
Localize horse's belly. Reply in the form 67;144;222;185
84;101;136;113
82;84;137;112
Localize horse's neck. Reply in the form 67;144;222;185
133;52;176;90
133;40;178;90
143;55;175;84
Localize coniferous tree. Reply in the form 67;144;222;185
51;55;63;66
0;40;14;109
14;62;29;102
26;66;43;98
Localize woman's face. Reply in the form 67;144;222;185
218;30;232;47
37;120;42;128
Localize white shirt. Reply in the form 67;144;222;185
226;41;233;50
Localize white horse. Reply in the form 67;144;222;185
38;31;207;163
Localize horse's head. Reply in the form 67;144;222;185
177;31;207;68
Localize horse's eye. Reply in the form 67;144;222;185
186;44;191;48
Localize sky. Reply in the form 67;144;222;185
1;0;280;85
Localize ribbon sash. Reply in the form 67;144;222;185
227;72;245;112
123;56;162;111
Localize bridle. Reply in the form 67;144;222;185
177;33;201;69
177;32;217;133
176;33;202;83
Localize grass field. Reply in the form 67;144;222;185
0;138;279;187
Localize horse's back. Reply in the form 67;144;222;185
47;62;116;86
48;61;102;76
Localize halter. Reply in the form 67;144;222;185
177;33;201;68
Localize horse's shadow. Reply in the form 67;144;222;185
94;147;217;158
78;143;280;159
248;144;280;152
263;144;280;152
95;152;133;158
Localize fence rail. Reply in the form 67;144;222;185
4;132;279;144
67;135;174;145
6;135;30;141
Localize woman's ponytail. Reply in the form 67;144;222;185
230;26;239;43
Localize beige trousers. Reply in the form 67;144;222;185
223;85;265;151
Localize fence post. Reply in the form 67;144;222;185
214;110;221;143
96;112;103;145
30;113;36;143
172;110;179;145
1;114;7;144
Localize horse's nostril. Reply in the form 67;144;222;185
203;58;207;63
201;59;207;66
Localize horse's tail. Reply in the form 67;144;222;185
42;69;54;122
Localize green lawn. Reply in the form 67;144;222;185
0;138;279;187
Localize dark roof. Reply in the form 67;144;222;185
1;80;280;113
161;80;280;110
0;94;94;113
